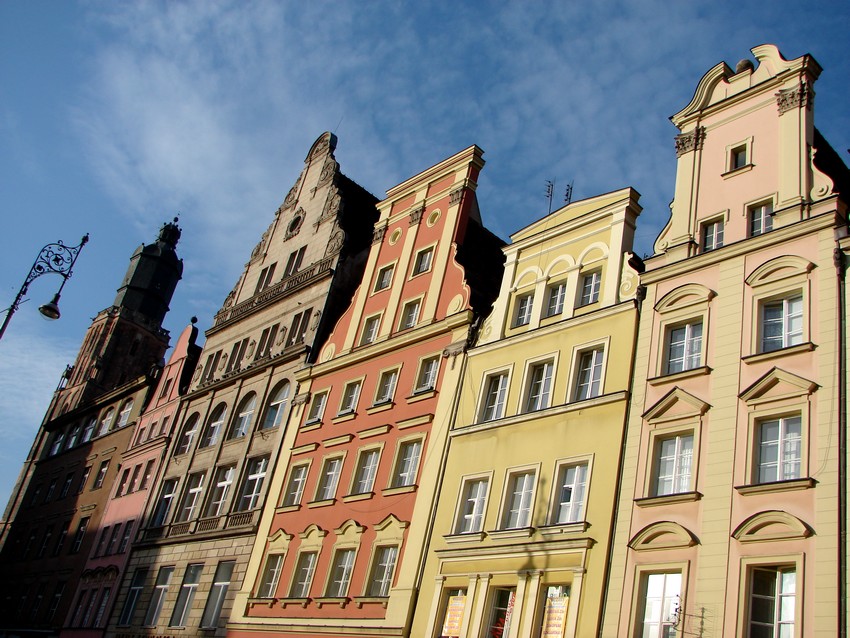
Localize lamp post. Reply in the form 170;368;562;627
0;234;89;342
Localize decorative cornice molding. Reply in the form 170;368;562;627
408;204;425;226
776;81;813;114
674;126;705;157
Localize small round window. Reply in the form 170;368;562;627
389;228;402;245
427;209;441;227
288;215;303;235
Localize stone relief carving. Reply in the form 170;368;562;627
408;204;425;226
674;126;705;157
372;224;388;245
321;191;342;222
318;158;337;186
776;81;813;114
449;187;464;205
326;230;345;255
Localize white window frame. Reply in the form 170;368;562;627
578;270;601;306
350;447;382;495
200;561;234;628
749;201;774;237
325;548;356;597
169;563;203;627
411;245;435;277
228;392;256;439
257;554;284;598
305;390;329;424
261;381;290;430
200;404;227;448
205;465;235;518
701;217;724;252
399;298;422;330
175;413;200;455
337;379;363;416
498;466;538;530
389;437;423;488
117;399;134;428
373;367;400;405
760;294;803;353
635;570;683;638
549;458;590;525
290;551;318;598
366;545;399;597
572;346;605;401
360;314;381;346
281;462;311;507
664;320;703;375
374;263;395;292
478;369;510;422
236;456;269;511
143;566;174;627
315;455;344;501
522;357;555;413
545;280;567;317
513;292;534;327
176;472;206;522
651;432;694;496
414;355;440;393
453;474;491;534
755;415;802;484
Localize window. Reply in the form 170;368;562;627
360;315;381;345
115;469;131;497
205;465;235;517
338;380;362;415
47;581;66;622
255;323;280;360
761;295;803;353
228;393;257;439
653;433;694;496
144;566;174;626
158;376;174;400
486;588;516;638
285;308;312;347
169;564;203;627
45;478;57;501
574;347;604;400
200;404;227;447
415;356;440;393
92;587;111;627
200;561;234;628
455;477;489;534
237;456;269;511
552;462;588;524
756;416;802;483
665;321;703;374
97;408;115;436
117;520;134;553
283;246;306;277
352;449;380;494
78;467;91;493
49;430;66;456
306;390;328;423
105;524;122;555
749;202;773;237
546;282;566;317
701;219;724;252
638;572;682;638
225;338;249;373
326;548;356;597
151;478;178;526
412;247;434;276
92;460;110;490
374;368;399;405
290;552;317;598
261;381;290;429
282;463;309;507
81;417;96;442
201;350;222;383
257;554;284;598
175;413;199;455
367;546;398;597
480;372;508;422
70;517;90;554
128;464;143;493
66;423;81;449
176;472;205;522
391;439;422;488
118;568;148;626
374;264;394;291
579;270;601;306
316;457;343;501
748;567;796;637
524;360;553;412
502;470;535;529
95;525;111;557
117;399;134;428
59;473;73;499
140;460;155;490
514;293;533;327
254;262;277;294
38;525;54;558
54;521;70;556
399;299;421;330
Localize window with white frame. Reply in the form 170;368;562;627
316;457;343;501
485;588;516;637
306;390;328;424
760;295;803;353
227;393;256;439
638;572;681;638
117;520;134;553
756;415;802;483
200;404;227;447
414;356;440;393
374;264;394;291
367;545;398;597
749;202;773;237
169;564;203;627
282;463;309;507
97;408;115;437
524;360;553;412
205;465;235;517
390;439;422;488
200;561;234;628
117;568;147;626
236;456;269;511
176;472;205;522
175;413;199;455
412;247;434;276
374;368;399;405
552;462;588;524
399;299;421;330
501;470;536;529
664;321;703;374
325;548;356;597
748;566;796;637
546;282;567;317
257;554;284;598
290;551;318;598
360;315;381;345
579;270;601;306
151;479;178;527
351;449;380;494
92;460;110;489
261;381;290;430
143;566;174;626
514;293;533;327
701;219;724;252
338;380;362;415
653;433;694;496
574;347;604;400
479;372;508;422
455;477;489;534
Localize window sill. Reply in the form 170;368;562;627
332;412;357;424
721;163;754;179
443;531;486;544
342;492;374;503
406;389;436;404
735;478;815;495
307;498;336;509
489;527;534;540
742;342;815;364
314;596;349;609
366;402;394;415
301;421;322;432
246;597;277;609
353;596;389;609
648;366;711;386
277;597;310;609
539;521;589;535
382;484;417;496
635;491;702;507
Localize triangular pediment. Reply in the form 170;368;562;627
740;367;817;405
643;387;710;422
629;521;698;551
732;510;811;543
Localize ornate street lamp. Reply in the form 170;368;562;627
0;234;89;341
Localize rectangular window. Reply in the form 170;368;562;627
399;299;421;330
254;262;277;294
105;524;122;555
502;471;535;529
338;380;362;415
60;472;74;499
514;293;533;326
546;282;567;317
93;587;111;627
480;373;508;422
455;477;489;534
750;203;773;237
71;516;90;554
553;462;588;524
391;440;422;488
757;416;802;483
78;466;91;493
200;561;234;629
316;457;343;501
486;588;516;638
375;264;394;291
94;525;110;557
283;247;306;277
579;271;601;306
47;581;66;622
290;552;318;598
367;546;399;597
412;247;434;276
415;356;439;393
175;414;199;455
654;433;694;496
92;460;110;490
118;568;148;626
237;456;269;511
143;566;174;627
200;406;227;448
117;520;134;553
54;521;70;556
282;463;309;507
255;323;280;360
326;548;356;597
285;308;313;347
702;219;724;252
140;460;155;490
374;369;398;405
761;295;803;352
45;478;57;501
176;472;205;522
257;554;284;598
50;430;66;456
306;390;328;423
205;465;235;517
225;338;249;374
38;525;54;558
731;144;748;170
128;464;143;493
574;348;603;401
360;315;381;345
524;361;553;412
169;564;203;627
665;321;703;374
639;572;682;638
352;449;380;494
151;478;178;526
748;567;796;637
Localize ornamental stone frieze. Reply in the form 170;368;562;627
674;126;705;157
449;187;464;205
372;224;388;245
776;81;813;114
408;204;425;226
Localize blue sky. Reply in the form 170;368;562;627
1;0;848;505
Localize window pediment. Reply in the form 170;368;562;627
299;524;328;542
740;367;817;405
267;529;293;552
732;510;811;543
543;256;575;279
513;267;542;291
334;518;366;541
374;514;409;544
643;387;710;423
629;521;698;551
746;256;814;288
655;283;716;313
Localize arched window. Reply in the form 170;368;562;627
117;399;135;428
261;382;291;430
97;408;115;437
200;404;227;448
228;393;257;440
175;413;200;455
